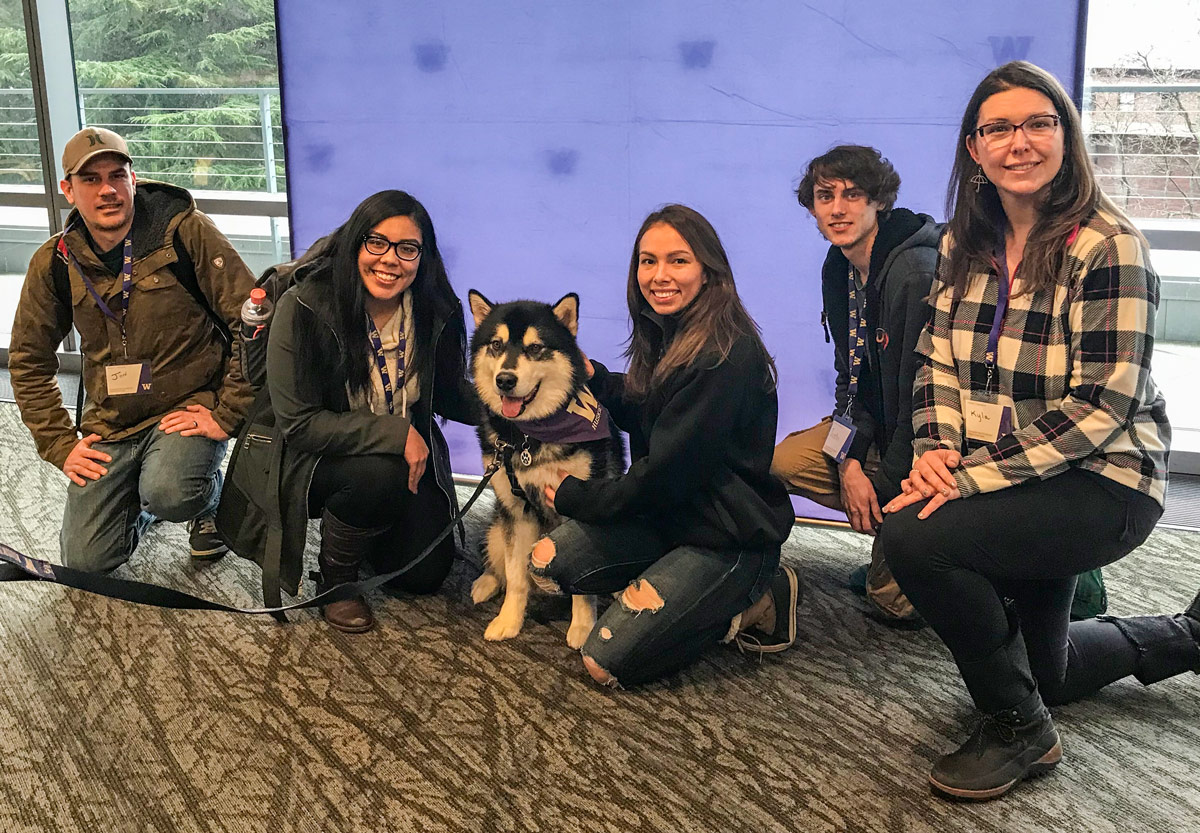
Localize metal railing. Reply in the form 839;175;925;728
1;81;1195;217
0;86;285;194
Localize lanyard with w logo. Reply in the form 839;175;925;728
366;312;406;416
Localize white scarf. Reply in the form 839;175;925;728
355;290;420;417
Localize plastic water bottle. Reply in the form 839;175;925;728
239;287;273;386
240;287;273;340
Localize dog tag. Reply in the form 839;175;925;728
821;414;856;464
105;361;152;396
520;448;532;466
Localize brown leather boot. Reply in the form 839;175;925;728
317;510;389;634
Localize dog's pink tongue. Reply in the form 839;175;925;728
501;396;524;418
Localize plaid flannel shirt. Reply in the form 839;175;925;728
913;209;1170;506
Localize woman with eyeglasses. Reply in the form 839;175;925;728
261;189;477;632
878;61;1197;800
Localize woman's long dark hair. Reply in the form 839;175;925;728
623;204;776;401
294;190;466;402
944;61;1136;297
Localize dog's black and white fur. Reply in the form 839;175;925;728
468;290;625;646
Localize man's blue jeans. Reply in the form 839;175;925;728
59;425;226;572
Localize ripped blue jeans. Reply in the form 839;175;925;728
531;518;777;687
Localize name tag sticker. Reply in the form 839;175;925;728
105;361;152;396
962;393;1012;444
822;414;857;463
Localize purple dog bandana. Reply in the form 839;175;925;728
518;386;613;444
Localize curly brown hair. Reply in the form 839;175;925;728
795;145;901;212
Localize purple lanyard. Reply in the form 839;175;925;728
844;264;868;416
366;313;406;416
987;236;1013;389
60;224;133;356
985;224;1082;389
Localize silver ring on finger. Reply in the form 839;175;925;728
192;420;198;428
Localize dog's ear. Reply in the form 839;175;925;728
468;290;492;327
551;293;579;336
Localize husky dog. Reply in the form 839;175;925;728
468;290;625;647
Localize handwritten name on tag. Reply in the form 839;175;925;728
961;393;1012;443
105;361;152;396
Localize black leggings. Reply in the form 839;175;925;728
308;453;457;595
880;469;1162;711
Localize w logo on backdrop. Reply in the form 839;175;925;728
989;36;1033;64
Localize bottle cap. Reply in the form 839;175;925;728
249;287;266;303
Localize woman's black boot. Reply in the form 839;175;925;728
932;627;1060;801
317;509;388;634
1185;587;1200;671
1097;589;1200;683
929;689;1061;800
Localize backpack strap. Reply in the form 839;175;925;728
51;234;70;305
49;238;86;430
169;230;233;354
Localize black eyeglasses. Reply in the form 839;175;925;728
971;113;1061;147
362;234;422;261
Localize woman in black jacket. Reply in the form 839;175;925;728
267;190;477;632
533;204;798;687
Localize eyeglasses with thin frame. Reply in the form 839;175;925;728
362;234;422;261
971;113;1061;147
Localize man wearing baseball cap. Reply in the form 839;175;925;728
8;126;256;572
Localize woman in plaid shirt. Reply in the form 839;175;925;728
878;61;1199;801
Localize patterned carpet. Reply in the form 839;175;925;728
0;402;1197;832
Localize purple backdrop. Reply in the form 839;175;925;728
276;2;1083;519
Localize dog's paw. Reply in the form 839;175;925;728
471;573;500;604
484;612;524;642
566;619;595;650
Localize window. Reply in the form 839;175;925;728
1083;0;1200;472
0;0;287;348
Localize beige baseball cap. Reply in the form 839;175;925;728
61;127;132;177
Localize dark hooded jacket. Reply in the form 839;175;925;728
821;208;941;501
555;313;794;554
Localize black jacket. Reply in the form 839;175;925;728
247;268;477;590
822;208;941;501
555;315;794;552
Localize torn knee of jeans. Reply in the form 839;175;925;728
619;579;664;614
528;539;563;594
582;654;618;687
529;571;562;595
721;613;742;644
530;538;556;569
